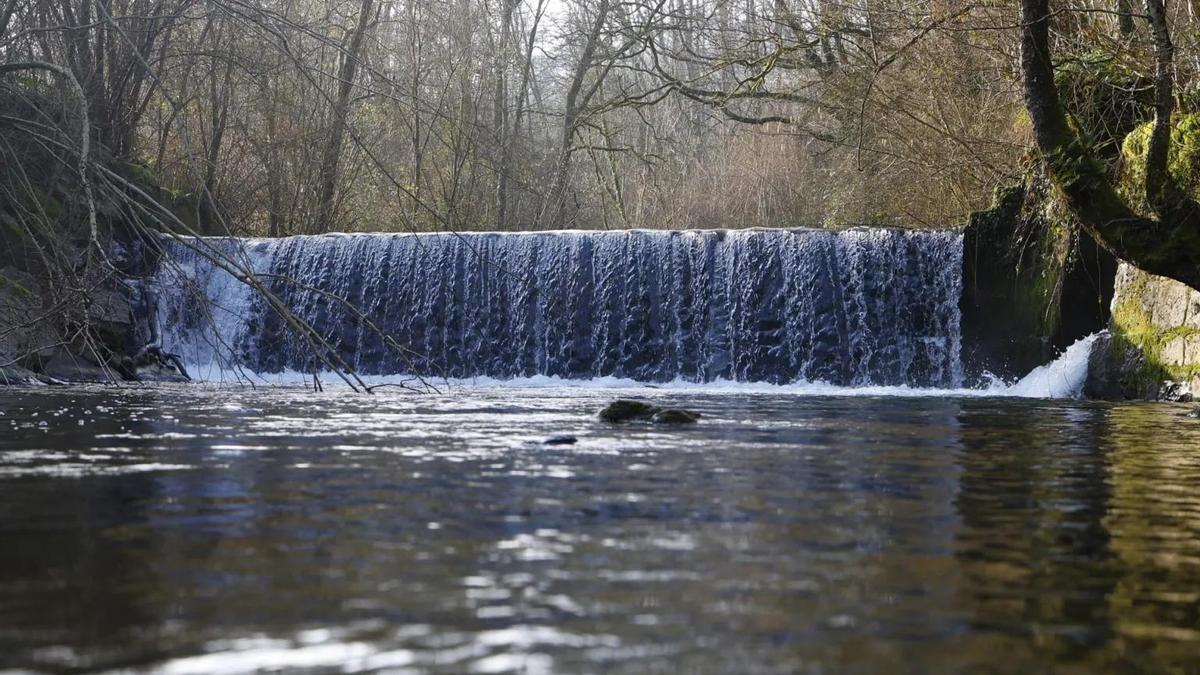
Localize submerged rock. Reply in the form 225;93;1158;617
1186;408;1200;419
598;399;701;424
599;399;659;422
651;409;700;424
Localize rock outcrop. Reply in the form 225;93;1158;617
0;262;188;385
1085;264;1200;401
0;266;60;368
960;173;1118;383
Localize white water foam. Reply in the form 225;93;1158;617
177;333;1100;400
1002;333;1099;399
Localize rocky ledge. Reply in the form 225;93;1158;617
1086;264;1200;401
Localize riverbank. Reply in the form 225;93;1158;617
0;262;188;386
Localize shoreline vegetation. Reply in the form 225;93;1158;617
3;0;1200;398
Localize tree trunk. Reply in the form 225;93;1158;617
498;0;545;228
547;0;610;227
1018;0;1200;290
264;90;285;238
0;0;18;40
492;0;520;231
1117;0;1135;36
313;0;374;233
199;59;233;233
1144;0;1176;214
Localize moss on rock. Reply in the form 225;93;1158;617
598;400;702;424
961;168;1117;381
1118;114;1200;213
1086;264;1200;400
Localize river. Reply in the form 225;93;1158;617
2;383;1198;673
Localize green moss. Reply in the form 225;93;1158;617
598;399;659;423
1118;114;1200;212
1003;179;1073;341
1012;108;1032;139
988;184;1024;212
961;174;1107;379
125;162;161;193
1045;130;1112;197
1020;218;1069;338
1108;269;1200;386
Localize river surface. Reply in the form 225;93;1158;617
1;384;1199;673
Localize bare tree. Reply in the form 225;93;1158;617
313;0;376;233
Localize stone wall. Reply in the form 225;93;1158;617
1085;263;1200;401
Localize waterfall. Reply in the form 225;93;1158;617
154;228;965;387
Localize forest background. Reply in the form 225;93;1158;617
5;0;1142;238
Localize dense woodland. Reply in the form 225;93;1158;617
0;0;1064;238
1;0;1200;272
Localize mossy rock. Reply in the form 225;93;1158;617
961;171;1116;381
0;365;45;386
1085;332;1167;400
1109;265;1200;382
1086;264;1200;400
1119;114;1200;212
598;400;702;424
598;399;660;422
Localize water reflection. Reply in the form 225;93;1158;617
0;387;1198;672
1103;404;1200;667
952;401;1119;671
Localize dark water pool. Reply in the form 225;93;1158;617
1;384;1198;673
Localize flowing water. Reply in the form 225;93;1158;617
2;383;1200;674
154;229;963;386
4;228;1198;672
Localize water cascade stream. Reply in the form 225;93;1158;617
155;228;968;387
